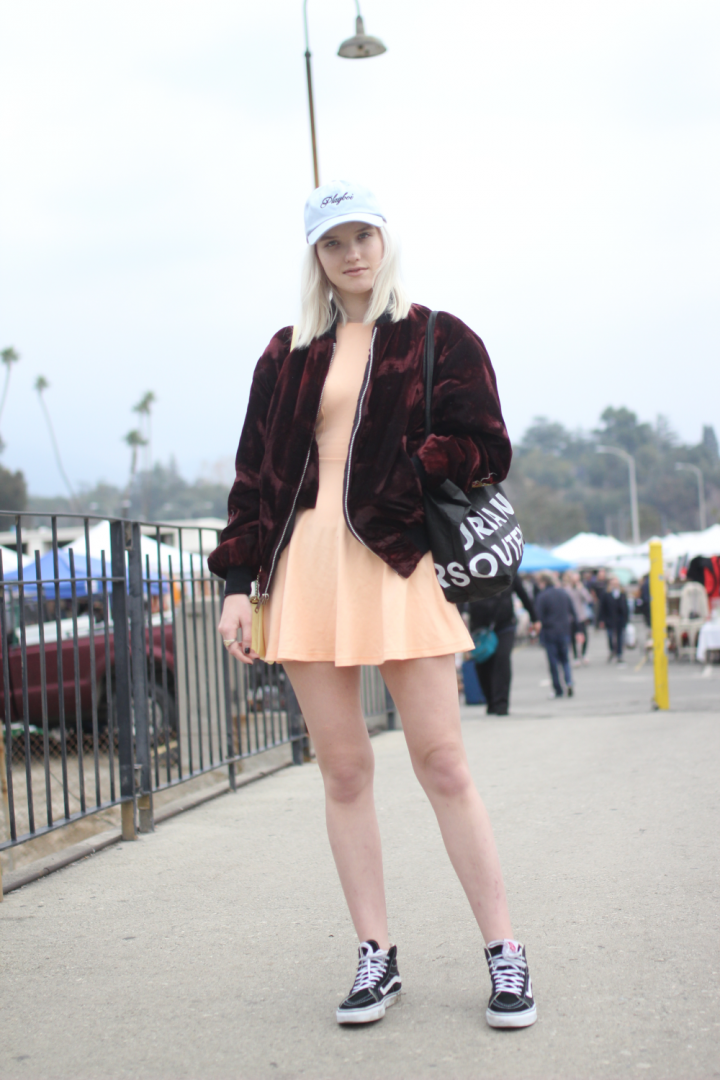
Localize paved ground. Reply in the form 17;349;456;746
502;619;719;718
1;627;719;1080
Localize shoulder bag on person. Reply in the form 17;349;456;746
469;626;499;663
422;311;524;603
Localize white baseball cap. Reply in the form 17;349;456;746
304;180;386;246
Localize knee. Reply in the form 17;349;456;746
322;751;374;804
415;743;472;801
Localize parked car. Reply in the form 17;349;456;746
1;613;176;738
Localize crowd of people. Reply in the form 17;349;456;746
466;567;637;711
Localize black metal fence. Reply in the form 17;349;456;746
0;512;394;867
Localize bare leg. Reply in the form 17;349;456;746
382;654;513;944
283;661;389;949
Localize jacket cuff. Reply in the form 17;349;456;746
224;565;255;597
405;523;430;555
412;451;445;492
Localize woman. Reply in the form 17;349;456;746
210;181;536;1030
563;570;593;665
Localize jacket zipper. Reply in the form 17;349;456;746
343;326;378;548
261;342;336;601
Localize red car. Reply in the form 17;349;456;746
1;613;176;736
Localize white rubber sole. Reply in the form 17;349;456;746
486;1003;537;1029
336;988;401;1025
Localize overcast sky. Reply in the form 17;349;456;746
1;0;718;497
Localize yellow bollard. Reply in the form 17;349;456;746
649;540;670;709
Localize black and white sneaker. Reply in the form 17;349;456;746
485;939;537;1028
336;940;401;1024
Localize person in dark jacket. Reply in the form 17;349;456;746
598;578;629;662
211;181;536;1030
588;568;608;628
535;573;575;698
468;577;537;715
636;575;651;628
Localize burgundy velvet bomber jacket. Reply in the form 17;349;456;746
207;304;512;598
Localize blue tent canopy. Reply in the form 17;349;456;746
3;550;108;600
519;543;574;573
4;549;169;599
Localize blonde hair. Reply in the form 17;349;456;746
294;225;411;349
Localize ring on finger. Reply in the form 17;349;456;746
223;639;236;650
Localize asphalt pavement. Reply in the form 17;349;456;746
1;626;719;1080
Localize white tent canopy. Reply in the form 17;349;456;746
631;524;720;562
0;545;20;573
551;532;633;566
63;521;206;579
551;525;720;582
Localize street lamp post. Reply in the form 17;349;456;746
302;0;387;189
596;445;640;546
675;462;707;531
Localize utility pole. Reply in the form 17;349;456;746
675;462;707;531
302;0;386;188
596;445;640;546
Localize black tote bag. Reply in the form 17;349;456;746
422;311;524;603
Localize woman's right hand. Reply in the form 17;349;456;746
217;593;257;666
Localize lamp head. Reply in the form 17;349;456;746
596;444;627;457
338;16;387;58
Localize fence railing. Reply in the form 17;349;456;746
0;512;394;874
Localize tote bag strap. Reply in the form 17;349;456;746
423;310;439;438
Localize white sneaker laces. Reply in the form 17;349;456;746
351;949;388;993
488;951;527;996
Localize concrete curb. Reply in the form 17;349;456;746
2;827;123;895
2;759;294;896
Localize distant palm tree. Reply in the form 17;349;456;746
34;375;77;508
0;347;20;427
133;391;157;473
132;391;157;520
124;428;147;486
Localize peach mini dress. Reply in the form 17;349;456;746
263;320;473;666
